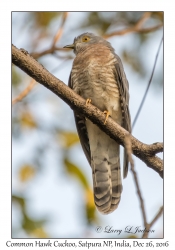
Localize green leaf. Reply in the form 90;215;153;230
30;227;49;238
19;164;36;182
127;235;138;238
12;195;25;209
85;188;98;224
59;131;80;148
22;212;47;233
12;195;48;238
20;111;37;129
64;158;88;189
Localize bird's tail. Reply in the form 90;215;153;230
86;120;122;214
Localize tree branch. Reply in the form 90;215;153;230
12;44;163;178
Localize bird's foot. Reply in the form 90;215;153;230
85;98;91;106
103;111;110;124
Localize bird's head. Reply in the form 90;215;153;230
63;32;113;55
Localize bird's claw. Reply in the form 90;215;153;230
103;111;110;124
86;98;91;106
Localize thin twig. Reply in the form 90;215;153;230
135;12;151;29
30;47;66;59
149;206;163;229
142;206;163;238
31;12;162;59
30;12;69;59
137;24;163;34
125;134;163;238
52;12;68;47
150;207;163;230
103;24;162;38
103;12;162;39
32;23;162;59
12;59;69;106
12;79;36;105
132;36;163;129
124;134;147;227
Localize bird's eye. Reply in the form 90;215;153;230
82;36;90;42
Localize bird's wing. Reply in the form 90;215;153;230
114;54;131;178
68;73;91;165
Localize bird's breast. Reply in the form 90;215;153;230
71;46;122;124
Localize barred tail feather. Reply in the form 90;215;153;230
86;119;122;214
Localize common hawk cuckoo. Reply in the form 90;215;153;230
64;33;131;214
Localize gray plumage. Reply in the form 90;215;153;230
64;33;131;214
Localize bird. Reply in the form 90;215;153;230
64;32;131;214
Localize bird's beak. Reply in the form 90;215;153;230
63;44;75;49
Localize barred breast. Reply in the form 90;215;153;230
71;44;122;124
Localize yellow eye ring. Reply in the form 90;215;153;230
82;36;90;42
